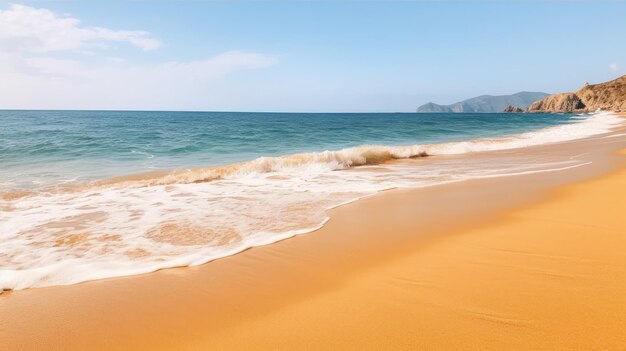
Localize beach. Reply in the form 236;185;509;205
2;116;626;350
3;2;626;349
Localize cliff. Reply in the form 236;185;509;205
527;75;626;113
417;91;548;113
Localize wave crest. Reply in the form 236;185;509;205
141;146;430;186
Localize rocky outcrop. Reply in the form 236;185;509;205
527;75;626;113
526;93;586;112
503;105;524;113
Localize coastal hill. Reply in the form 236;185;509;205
416;91;549;113
527;75;626;113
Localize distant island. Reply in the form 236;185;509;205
527;75;626;113
416;91;549;113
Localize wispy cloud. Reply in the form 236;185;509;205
0;4;279;110
17;51;278;83
610;63;619;72
0;4;161;52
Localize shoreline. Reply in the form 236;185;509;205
2;112;623;291
2;117;626;350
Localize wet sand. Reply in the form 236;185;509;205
2;126;626;350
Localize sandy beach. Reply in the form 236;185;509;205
2;122;626;350
3;2;626;349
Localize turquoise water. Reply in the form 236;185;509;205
0;110;576;190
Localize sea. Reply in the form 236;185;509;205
0;110;622;290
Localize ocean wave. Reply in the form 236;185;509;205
109;111;622;187
0;111;623;291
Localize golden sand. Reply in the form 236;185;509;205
204;158;626;350
2;144;626;350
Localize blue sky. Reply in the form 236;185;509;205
0;1;624;112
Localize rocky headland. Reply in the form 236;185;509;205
527;75;626;113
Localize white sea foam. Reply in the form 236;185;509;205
0;112;623;291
